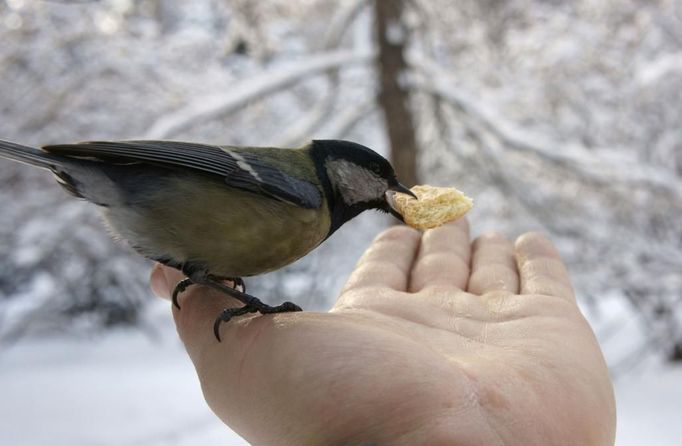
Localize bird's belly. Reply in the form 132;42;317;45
181;203;327;277
102;177;329;278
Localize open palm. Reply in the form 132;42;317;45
151;219;615;446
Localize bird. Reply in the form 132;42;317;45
0;139;416;340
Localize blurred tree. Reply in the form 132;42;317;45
375;0;419;186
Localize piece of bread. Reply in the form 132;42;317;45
392;185;473;230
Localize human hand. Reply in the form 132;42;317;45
150;219;616;446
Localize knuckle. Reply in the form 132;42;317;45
375;225;420;243
475;231;507;244
418;251;469;271
515;231;550;249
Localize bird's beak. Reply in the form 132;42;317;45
390;181;417;199
384;181;417;222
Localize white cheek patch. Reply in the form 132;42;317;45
326;159;387;205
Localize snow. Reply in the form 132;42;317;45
385;20;406;45
0;303;248;446
637;52;682;86
615;366;682;446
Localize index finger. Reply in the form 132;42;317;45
515;232;575;302
341;225;421;293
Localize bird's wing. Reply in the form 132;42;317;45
43;140;321;209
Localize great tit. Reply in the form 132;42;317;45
0;139;416;339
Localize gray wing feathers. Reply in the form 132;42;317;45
44;140;321;209
44;141;234;176
0;140;65;169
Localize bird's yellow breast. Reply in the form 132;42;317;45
104;174;329;277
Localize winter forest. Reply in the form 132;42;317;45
0;0;681;445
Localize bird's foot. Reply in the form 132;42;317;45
206;280;303;341
174;275;301;341
213;301;302;341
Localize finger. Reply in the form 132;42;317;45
409;217;471;292
150;263;171;299
341;225;421;293
468;233;519;295
515;232;575;302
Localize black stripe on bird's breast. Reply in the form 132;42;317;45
44;140;321;210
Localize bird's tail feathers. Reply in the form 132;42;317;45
0;139;65;169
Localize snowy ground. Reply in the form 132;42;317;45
1;299;680;446
0;301;247;446
615;366;682;445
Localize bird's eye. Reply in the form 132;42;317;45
369;162;381;174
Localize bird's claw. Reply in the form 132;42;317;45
213;305;259;341
172;278;194;309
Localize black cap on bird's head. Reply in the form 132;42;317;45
310;140;417;235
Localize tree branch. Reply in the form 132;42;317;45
146;49;375;139
407;52;682;198
279;0;372;147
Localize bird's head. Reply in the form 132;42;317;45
311;140;416;233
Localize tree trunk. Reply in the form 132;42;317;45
149;0;178;35
375;0;419;187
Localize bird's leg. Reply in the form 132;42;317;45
172;278;194;309
172;271;245;310
204;278;302;313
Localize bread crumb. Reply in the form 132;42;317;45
392;185;473;230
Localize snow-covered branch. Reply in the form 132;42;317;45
319;0;371;50
407;52;682;198
637;52;682;87
146;49;375;139
279;0;372;147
